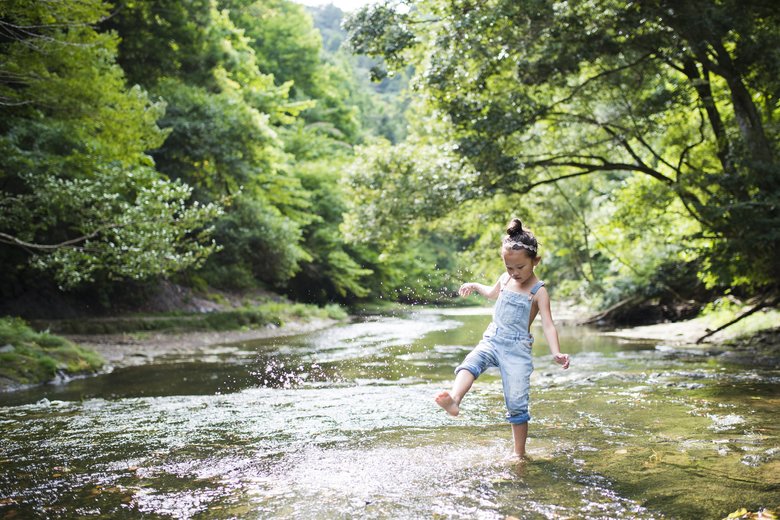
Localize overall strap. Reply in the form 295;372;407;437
529;280;545;298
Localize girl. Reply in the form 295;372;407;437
435;217;570;458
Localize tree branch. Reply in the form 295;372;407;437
696;296;780;344
546;52;655;111
523;156;673;186
0;226;118;251
545;112;676;184
521;169;599;191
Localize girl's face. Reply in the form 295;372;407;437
501;248;540;283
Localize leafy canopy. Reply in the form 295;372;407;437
346;0;780;296
0;0;221;288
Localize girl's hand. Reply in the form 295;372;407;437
458;283;475;297
553;353;570;369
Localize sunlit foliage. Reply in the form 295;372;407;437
1;0;419;306
0;0;221;289
345;0;780;306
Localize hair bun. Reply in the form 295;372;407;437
506;218;523;236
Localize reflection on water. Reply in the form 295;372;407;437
1;310;778;519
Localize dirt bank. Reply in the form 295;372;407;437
602;319;718;344
604;319;780;368
67;317;339;368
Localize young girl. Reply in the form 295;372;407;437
435;217;570;458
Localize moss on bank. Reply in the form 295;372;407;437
30;303;348;335
2;302;347;388
0;317;104;387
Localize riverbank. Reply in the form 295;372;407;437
602;303;779;342
0;286;348;392
67;316;340;368
0;315;340;393
3;301;778;392
603;309;780;368
0;318;105;392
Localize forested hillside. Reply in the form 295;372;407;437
344;0;780;322
0;0;453;316
1;0;778;325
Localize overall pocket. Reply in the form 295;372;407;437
482;321;498;339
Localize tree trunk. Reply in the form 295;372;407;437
711;39;774;167
682;58;731;172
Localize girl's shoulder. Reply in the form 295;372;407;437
533;282;551;302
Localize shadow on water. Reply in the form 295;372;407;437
1;310;778;518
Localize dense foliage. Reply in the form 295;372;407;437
2;0;777;317
0;0;439;307
0;0;221;289
345;0;780;309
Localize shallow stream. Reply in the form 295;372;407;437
1;309;778;518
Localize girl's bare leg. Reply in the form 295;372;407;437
511;422;528;458
435;370;475;416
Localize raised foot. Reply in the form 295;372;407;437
435;391;460;416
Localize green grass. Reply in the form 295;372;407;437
31;302;348;335
699;299;780;339
0;317;104;386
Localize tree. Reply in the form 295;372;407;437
346;0;780;295
225;0;363;142
0;0;220;290
284;159;373;303
104;0;316;288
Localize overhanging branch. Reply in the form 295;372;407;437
518;157;674;189
0;225;118;251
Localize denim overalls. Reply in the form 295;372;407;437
456;277;545;425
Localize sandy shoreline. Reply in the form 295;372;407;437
68;310;766;369
67;317;339;368
603;319;780;368
3;308;776;394
602;320;717;345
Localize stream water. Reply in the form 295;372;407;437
1;309;778;519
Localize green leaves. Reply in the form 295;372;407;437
346;0;780;300
343;138;476;243
344;2;416;75
0;0;222;288
203;194;307;289
0;0;461;305
103;0;380;295
1;167;222;288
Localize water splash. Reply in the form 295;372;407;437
1;310;778;519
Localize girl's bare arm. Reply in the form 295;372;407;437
536;288;570;369
458;275;503;300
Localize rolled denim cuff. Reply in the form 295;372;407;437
506;410;530;425
454;365;481;380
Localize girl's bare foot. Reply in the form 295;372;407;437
507;452;529;461
435;391;460;416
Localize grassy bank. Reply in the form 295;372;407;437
30;302;348;335
2;301;347;389
697;299;780;339
0;317;104;388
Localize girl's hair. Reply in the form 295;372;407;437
502;218;538;257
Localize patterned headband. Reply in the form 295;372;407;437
503;237;537;253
